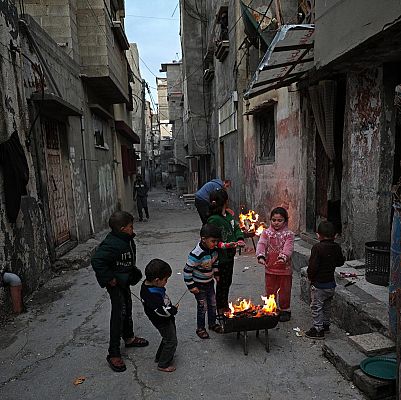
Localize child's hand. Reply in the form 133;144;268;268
257;257;266;266
218;242;237;249
226;208;235;216
109;278;117;287
190;287;200;295
236;240;246;247
175;303;180;309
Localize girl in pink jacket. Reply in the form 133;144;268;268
256;207;294;322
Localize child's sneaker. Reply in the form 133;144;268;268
305;327;324;340
323;324;330;333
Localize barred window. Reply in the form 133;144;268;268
256;106;275;163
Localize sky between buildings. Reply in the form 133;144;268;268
125;1;182;106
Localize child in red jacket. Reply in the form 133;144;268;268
256;207;294;322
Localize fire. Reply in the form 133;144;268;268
239;210;266;236
225;295;277;318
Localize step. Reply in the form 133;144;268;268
322;338;366;380
348;333;395;356
353;369;396;400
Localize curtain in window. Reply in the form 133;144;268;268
309;80;340;201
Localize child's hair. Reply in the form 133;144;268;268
200;223;222;239
270;207;288;222
317;221;336;239
209;189;228;216
145;259;172;281
109;211;134;232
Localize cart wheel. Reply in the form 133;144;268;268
244;331;248;356
265;329;270;353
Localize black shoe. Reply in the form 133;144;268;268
279;311;291;322
323;324;330;333
305;327;325;340
106;355;127;372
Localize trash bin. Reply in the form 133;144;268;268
365;241;390;286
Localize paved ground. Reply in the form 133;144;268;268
0;189;365;400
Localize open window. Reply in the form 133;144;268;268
256;106;276;164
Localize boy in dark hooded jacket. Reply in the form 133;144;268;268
91;211;149;372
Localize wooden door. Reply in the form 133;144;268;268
43;119;70;246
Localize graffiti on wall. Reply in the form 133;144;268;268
98;164;116;223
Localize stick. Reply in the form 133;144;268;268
130;290;144;304
175;288;189;305
251;237;256;251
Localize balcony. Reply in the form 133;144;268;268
215;40;229;62
77;6;129;104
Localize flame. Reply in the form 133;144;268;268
225;295;277;318
239;210;266;236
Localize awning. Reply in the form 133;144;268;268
115;120;140;144
31;93;82;117
244;25;314;99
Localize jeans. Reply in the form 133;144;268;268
310;285;335;331
216;260;234;311
155;319;178;368
195;197;209;224
194;281;217;329
107;285;134;357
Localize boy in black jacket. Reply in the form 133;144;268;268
305;221;345;340
140;259;178;372
91;211;149;372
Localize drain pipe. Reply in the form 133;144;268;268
80;116;95;235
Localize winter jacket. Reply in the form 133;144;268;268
133;180;149;198
307;239;345;285
256;224;294;276
91;231;142;288
207;212;244;264
140;282;177;328
195;179;224;202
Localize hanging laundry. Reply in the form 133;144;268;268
0;131;29;222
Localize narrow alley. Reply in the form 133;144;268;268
0;190;363;400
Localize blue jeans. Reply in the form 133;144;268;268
194;281;217;329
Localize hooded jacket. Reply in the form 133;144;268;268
91;231;142;288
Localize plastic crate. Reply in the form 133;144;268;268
365;241;390;286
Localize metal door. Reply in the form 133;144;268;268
43;119;70;246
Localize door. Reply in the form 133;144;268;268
42;119;71;246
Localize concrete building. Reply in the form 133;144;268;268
180;0;401;259
0;0;141;312
160;61;187;192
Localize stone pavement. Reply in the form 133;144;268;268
0;188;365;400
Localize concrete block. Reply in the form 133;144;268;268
345;259;365;269
353;369;396;399
348;333;395;356
323;338;366;380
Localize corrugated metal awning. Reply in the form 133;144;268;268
244;25;314;99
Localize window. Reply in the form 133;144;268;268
218;95;237;137
256;107;276;163
93;114;106;148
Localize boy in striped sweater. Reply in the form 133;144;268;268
184;224;224;339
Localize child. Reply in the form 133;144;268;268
140;259;178;372
207;189;245;315
184;223;224;339
256;207;294;322
305;221;345;339
91;211;148;373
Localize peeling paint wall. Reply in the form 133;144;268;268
342;67;394;258
243;87;304;232
0;2;51;311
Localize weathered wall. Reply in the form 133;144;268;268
0;3;51;309
314;0;401;68
342;67;395;258
243;87;303;232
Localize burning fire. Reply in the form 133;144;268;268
239;210;266;236
225;294;277;318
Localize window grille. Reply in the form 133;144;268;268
257;106;275;163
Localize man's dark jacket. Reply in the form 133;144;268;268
91;231;142;287
307;239;345;284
